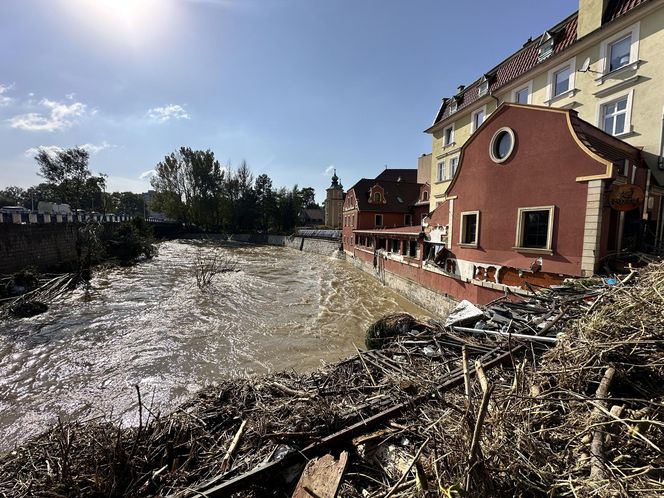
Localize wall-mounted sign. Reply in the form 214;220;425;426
608;184;644;211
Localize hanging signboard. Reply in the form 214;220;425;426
608;184;644;211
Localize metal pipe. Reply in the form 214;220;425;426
659;104;664;170
452;326;559;343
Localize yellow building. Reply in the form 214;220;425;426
425;0;664;247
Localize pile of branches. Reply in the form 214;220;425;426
0;263;662;497
0;271;81;319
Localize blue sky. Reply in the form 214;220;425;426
0;0;578;202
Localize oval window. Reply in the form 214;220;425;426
489;127;515;163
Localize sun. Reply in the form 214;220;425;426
58;0;175;46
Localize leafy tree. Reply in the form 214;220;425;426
255;174;275;231
0;186;26;206
300;187;319;209
34;147;106;210
151;147;223;228
109;192;146;217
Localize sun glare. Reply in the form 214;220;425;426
59;0;175;46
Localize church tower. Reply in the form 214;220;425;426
325;170;344;228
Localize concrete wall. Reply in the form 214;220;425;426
0;223;80;275
228;233;342;257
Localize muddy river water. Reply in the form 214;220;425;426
0;239;431;450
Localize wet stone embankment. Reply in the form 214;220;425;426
0;239;431;450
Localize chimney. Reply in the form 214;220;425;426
457;85;465;93
577;0;611;39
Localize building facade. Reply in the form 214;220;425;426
342;169;430;253
425;0;664;250
348;105;647;304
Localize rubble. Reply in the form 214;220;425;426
0;262;662;497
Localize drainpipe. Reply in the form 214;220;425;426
659;104;664;170
490;92;500;109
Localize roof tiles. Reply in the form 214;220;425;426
430;0;649;128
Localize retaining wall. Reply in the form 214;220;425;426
347;251;458;318
228;234;341;257
0;223;81;274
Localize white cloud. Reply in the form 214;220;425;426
0;83;14;107
24;141;112;158
323;165;335;177
9;98;89;132
139;169;156;180
146;104;190;123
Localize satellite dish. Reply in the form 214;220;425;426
580;57;591;72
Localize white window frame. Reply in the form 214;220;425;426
449;100;458;114
511;80;533;104
443;124;455;147
436;160;445;182
596;89;634;137
478;79;489;97
449;156;459;179
546;57;576;101
459;211;480;247
598;23;640;79
514;206;555;253
471;105;487;133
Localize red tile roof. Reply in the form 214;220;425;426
428;0;650;129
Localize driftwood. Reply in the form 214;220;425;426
291;452;348;498
589;367;616;481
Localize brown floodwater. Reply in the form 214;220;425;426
0;239;432;450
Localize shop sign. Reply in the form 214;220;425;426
608;184;644;211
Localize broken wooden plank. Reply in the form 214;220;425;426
291;452;348;498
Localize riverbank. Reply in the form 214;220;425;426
2;261;661;497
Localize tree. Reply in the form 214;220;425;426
300;187;319;209
34;147;106;210
255;174;275;231
151;147;223;228
0;186;26;207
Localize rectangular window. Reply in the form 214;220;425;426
601;96;628;135
375;214;383;227
459;211;479;246
471;108;485;132
553;66;571;96
437;161;445;182
515;86;529;104
409;240;417;258
404;214;412;226
391;239;400;253
443;126;454;146
478;80;489;97
449;157;459;178
516;206;555;251
609;35;632;72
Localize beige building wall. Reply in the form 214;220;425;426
428;0;664;210
325;186;344;228
417;153;432;184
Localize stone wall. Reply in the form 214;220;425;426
0;223;81;275
348;252;457;318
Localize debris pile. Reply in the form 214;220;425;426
0;263;662;497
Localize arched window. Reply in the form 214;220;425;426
373;192;382;203
422;191;429;201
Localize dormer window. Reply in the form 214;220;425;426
478;77;489;97
373;192;382;203
449;100;457;114
422;191;429;202
538;32;554;62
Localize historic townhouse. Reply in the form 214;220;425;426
342;168;429;253
426;0;664;248
351;105;646;304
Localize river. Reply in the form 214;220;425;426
0;239;432;450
